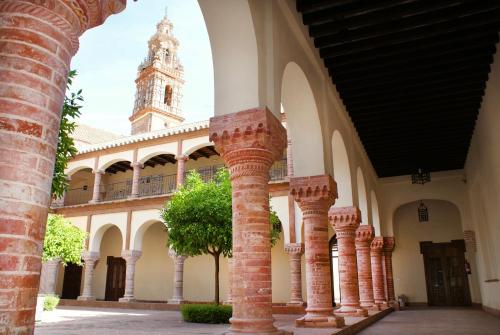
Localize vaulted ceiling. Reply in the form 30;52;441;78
297;0;500;177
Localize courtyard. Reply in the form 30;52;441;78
35;306;500;335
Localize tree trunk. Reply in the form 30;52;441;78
214;252;220;305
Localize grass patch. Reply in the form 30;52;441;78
43;295;60;311
181;304;232;324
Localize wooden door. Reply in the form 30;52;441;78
61;263;83;299
105;256;126;301
420;240;471;306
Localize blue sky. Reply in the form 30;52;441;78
71;0;213;135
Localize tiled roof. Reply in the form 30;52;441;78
73;124;122;145
77;120;209;154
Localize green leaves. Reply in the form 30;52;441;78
161;167;281;256
52;70;82;198
42;214;86;265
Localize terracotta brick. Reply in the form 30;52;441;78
355;225;376;309
371;237;387;308
383;236;397;307
290;175;344;328
285;243;304;307
210;108;287;334
329;206;367;317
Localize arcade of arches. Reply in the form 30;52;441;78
1;1;500;334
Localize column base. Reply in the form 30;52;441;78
88;200;100;204
226;318;292;334
286;301;305;307
119;297;136;303
77;296;96;301
388;300;400;310
334;305;368;317
295;314;345;328
375;301;389;309
168;299;186;304
223;300;233;305
362;303;381;311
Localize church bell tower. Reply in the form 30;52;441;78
130;11;184;135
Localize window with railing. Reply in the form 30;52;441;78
61;159;287;207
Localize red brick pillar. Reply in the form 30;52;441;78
355;225;376;310
210;108;287;334
329;207;367;317
176;156;188;188
290;175;345;328
370;237;387;308
285;243;304;307
129;162;143;198
0;1;124;333
89;169;104;203
383;236;397;308
224;257;234;305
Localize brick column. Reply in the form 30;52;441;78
38;258;61;296
168;249;186;304
78;251;100;301
224;257;234;305
285;243;304;307
370;237;387;308
290;175;345;328
89;169;104;203
129;162;143;198
0;1;124;332
210;108;287;334
383;236;397;308
355;225;376;310
329;207;367;317
176;156;188;188
119;250;141;302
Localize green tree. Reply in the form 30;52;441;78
161;168;281;304
52;70;83;198
43;214;86;265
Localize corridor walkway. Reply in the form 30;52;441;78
358;307;500;335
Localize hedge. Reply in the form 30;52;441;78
181;304;232;324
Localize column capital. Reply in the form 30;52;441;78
284;243;304;255
355;225;375;245
328;206;361;232
209;107;287;170
383;236;396;252
121;250;142;262
0;0;125;54
175;155;189;162
168;248;186;261
81;251;99;262
289;174;337;212
131;162;144;169
371;236;384;251
92;169;105;175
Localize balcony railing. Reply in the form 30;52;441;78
62;160;288;207
64;186;93;206
138;174;177;197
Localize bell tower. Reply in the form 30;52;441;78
130;10;184;135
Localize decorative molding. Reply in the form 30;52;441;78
329;206;361;232
284;243;304;255
371;236;384;251
289;175;337;209
209;108;287;164
356;225;375;244
121;249;141;262
383;236;396;252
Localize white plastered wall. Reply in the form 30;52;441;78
181;136;211;156
137;142;178;163
464;41;500;311
66;157;96;176
130;209;163;251
89;212;127;252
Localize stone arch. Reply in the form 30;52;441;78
371;191;381;235
139;151;177;165
98;157;132;171
89;223;125;253
332;130;353;207
281;62;325;177
198;0;259;116
131;219;165;251
182;142;215;157
357;167;369;225
66;164;94;177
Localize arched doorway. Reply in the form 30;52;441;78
329;235;341;306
